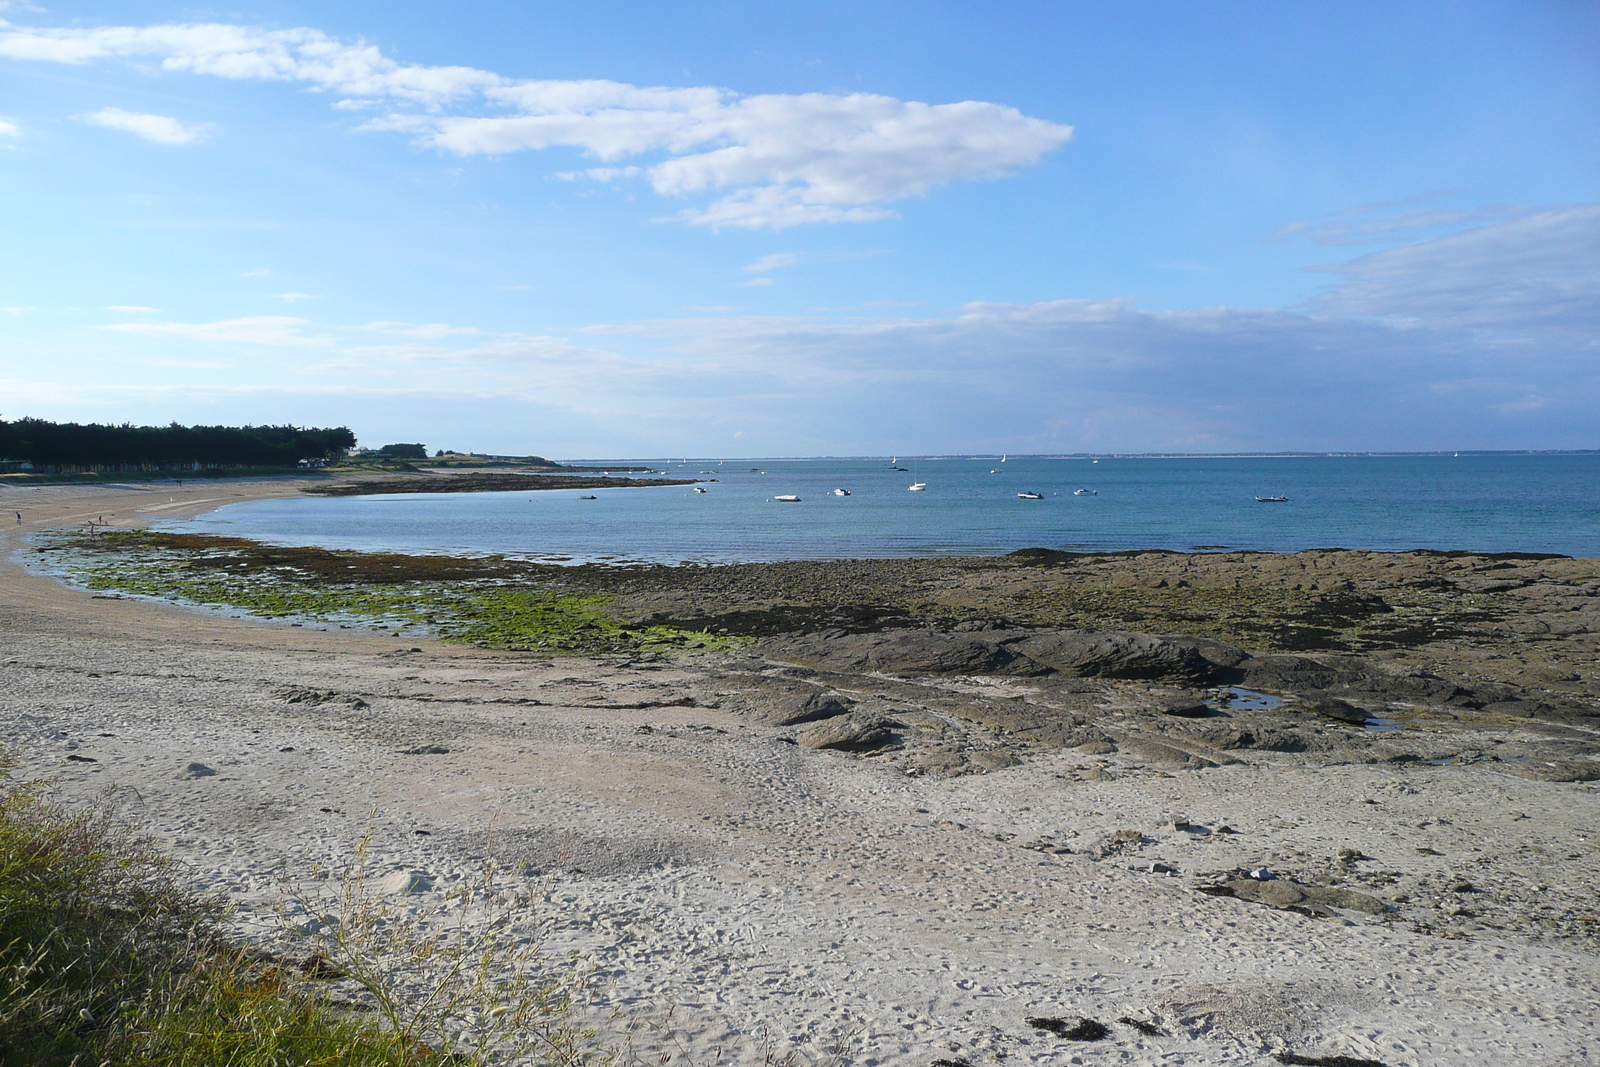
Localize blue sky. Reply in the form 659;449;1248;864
1;1;1596;456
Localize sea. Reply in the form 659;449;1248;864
166;453;1600;564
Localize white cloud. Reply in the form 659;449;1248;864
0;19;1071;228
1310;204;1600;331
0;118;18;136
105;305;161;313
744;253;799;273
363;321;480;338
81;107;208;144
99;315;332;346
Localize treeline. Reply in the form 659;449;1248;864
0;418;356;470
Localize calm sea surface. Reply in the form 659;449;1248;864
168;454;1600;563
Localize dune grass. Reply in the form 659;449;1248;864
0;751;605;1066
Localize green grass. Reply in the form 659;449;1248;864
0;753;606;1066
37;531;747;657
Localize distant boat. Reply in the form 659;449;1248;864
578;495;597;500
832;488;851;496
773;494;801;502
989;468;1001;474
1017;491;1043;500
1073;488;1097;496
890;455;897;465
1255;495;1289;503
908;482;926;492
1001;454;1007;462
693;486;707;493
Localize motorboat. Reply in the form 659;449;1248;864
832;488;851;496
1255;495;1289;503
693;486;707;493
1017;491;1043;500
578;495;597;500
773;494;801;502
1073;488;1097;496
989;468;1001;474
908;482;926;492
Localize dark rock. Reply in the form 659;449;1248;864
765;629;1036;675
1296;698;1369;724
798;716;896;752
65;754;97;763
1275;1054;1388;1067
741;681;855;726
275;686;370;709
1161;700;1217;718
177;762;216;779
400;744;450;755
1006;630;1224;682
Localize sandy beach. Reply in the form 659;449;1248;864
2;476;1597;1067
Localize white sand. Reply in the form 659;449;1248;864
2;479;1596;1067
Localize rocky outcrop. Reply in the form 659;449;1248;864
765;627;1230;683
798;715;897;752
734;679;855;726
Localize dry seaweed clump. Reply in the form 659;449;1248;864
38;530;744;656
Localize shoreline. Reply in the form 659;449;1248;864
4;478;1598;1066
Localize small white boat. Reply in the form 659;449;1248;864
773;494;801;502
890;455;898;465
1001;454;1007;462
693;486;707;493
832;488;851;496
1073;488;1097;496
908;482;926;492
989;468;1001;474
1017;491;1043;500
1255;495;1289;503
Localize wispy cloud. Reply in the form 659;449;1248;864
81;107;209;144
554;166;641;182
32;203;1597;453
1274;193;1525;247
743;253;800;273
364;321;480;339
0;118;18;136
269;292;316;302
743;277;776;287
99;315;332;346
0;19;1071;229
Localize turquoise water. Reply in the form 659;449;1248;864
169;454;1600;563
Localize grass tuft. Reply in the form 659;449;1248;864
0;751;607;1066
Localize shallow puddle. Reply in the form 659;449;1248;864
1214;686;1282;711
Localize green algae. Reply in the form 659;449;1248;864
39;530;746;656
